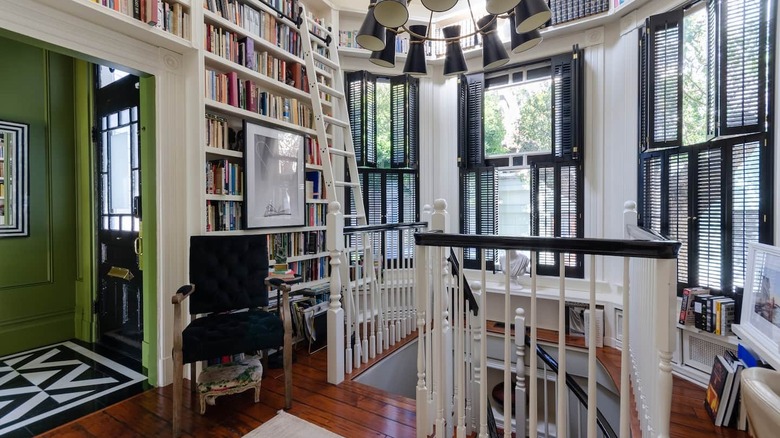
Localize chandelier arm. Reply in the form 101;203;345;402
399;12;512;42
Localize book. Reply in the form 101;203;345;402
704;354;735;426
679;287;709;325
693;294;714;330
722;350;745;427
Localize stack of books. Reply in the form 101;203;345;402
678;287;736;336
705;351;746;427
269;265;296;280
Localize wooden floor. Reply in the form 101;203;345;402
39;342;749;438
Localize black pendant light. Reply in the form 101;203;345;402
357;0;387;52
486;0;522;15
374;0;409;29
514;0;552;34
403;25;428;76
510;14;543;54
478;15;509;70
370;28;398;68
442;25;467;76
421;0;458;13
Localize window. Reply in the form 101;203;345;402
345;72;420;256
638;0;774;293
459;48;584;276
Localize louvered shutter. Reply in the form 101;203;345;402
719;0;767;136
640;154;663;234
532;164;556;268
694;148;723;290
559;164;582;273
385;171;399;224
345;71;377;166
639;27;650;150
668;152;689;285
706;0;719;138
366;171;383;225
458;73;484;168
402;172;418;223
646;9;683;149
551;51;579;159
730;137;762;289
460;167;496;269
390;75;419;168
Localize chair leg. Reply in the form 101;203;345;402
283;343;292;409
172;353;183;437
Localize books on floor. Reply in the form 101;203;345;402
705;351;747;427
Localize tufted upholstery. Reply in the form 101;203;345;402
189;235;269;314
182;308;283;363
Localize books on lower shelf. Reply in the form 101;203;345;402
689;291;736;335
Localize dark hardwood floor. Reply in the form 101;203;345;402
38;339;749;438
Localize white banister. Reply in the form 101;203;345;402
327;201;345;384
416;240;430;438
514;308;526;437
557;253;567;438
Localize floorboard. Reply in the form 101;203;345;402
37;342;750;438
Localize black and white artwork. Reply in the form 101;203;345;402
244;122;304;229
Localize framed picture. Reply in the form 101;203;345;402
736;242;780;368
0;120;29;237
244;122;305;229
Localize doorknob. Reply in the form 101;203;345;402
134;237;143;256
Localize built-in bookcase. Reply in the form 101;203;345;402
88;0;192;39
199;0;331;291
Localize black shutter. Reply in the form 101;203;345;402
668;152;690;286
402;172;418;223
458;73;484;168
551;51;576;159
693;147;724;291
460;166;496;269
646;9;684;149
719;0;767;136
346;71;377;166
390;75;419;168
560;164;583;275
640;154;663;234
366;171;383;225
532;164;556;268
639;27;650;150
706;0;719;138
730;137;762;290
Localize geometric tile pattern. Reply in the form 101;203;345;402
0;341;146;435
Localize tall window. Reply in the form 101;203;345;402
459;48;584;275
345;71;420;227
638;0;774;293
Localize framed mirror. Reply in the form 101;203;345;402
0;120;29;237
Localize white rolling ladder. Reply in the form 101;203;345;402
299;5;379;378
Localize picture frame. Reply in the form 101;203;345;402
0;120;29;237
734;242;780;369
243;122;305;229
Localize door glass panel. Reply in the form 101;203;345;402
109;126;132;215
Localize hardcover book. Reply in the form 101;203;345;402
704;354;735;426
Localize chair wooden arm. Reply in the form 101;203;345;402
172;284;195;305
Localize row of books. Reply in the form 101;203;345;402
549;0;610;26
679;287;736;335
205;199;242;231
206;159;243;196
289;256;329;283
205;69;314;129
305;203;326;227
205;0;298;26
267;230;327;261
90;0;190;39
204;24;310;93
205;113;234;150
204;0;302;58
305;138;321;166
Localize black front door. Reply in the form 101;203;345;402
94;67;142;361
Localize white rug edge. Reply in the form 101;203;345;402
243;410;344;438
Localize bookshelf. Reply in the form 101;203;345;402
198;0;332;291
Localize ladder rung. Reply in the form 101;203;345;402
334;181;360;188
329;148;355;157
317;83;344;100
307;18;331;37
315;67;333;79
313;52;338;70
323;115;349;128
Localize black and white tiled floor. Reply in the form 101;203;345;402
0;341;148;437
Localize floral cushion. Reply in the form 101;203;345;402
197;356;263;394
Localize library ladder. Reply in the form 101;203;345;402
299;5;378;372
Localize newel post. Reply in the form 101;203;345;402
327;201;345;384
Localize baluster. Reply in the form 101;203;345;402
326;202;345;384
557;253;567;438
515;308;526;438
361;231;369;364
389;233;397;346
368;231;377;360
353;233;362;369
416;241;429;438
620;257;630;438
455;252;465;438
587;254;597;437
503;257;512;438
407;228;414;336
530;252;538;438
382;231;390;351
479;254;488;438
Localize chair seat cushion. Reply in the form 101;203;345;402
197;356;263;394
182;309;283;364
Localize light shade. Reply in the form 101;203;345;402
486;0;522;15
514;0;552;33
403;25;428;76
370;28;397;68
356;2;386;52
510;15;543;54
374;0;409;29
478;15;509;70
421;0;458;12
442;25;467;76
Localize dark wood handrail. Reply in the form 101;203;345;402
344;221;428;235
414;231;680;259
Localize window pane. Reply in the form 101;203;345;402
682;6;708;145
732;140;761;290
497;169;531;237
110;126;132;215
485;79;552;156
696;148;723;290
376;80;391;168
98;66;130;88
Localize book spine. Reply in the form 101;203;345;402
679;288;691;325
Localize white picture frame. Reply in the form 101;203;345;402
734;242;780;369
244;122;304;229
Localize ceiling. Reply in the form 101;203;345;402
328;0;490;22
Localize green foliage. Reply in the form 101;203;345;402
682;8;708;146
484;92;507;155
511;82;551;153
376;81;391;168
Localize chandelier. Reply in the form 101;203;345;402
356;0;552;76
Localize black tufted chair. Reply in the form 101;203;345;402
171;235;293;437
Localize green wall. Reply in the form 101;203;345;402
0;36;78;355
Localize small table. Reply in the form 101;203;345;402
196;356;263;414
